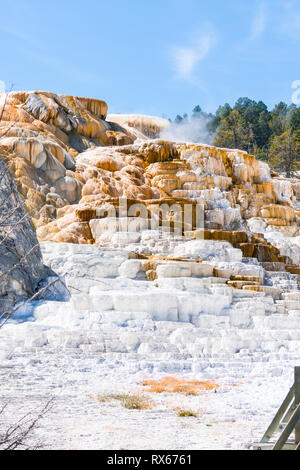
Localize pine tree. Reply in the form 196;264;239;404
269;128;300;178
213;109;251;150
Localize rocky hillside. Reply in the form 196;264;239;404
1;92;300;450
0;91;299;273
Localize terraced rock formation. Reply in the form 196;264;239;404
5;240;300;357
0;91;136;231
0;93;300;449
0;91;299;303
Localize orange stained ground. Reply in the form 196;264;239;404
141;376;219;395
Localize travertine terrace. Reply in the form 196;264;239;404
1;91;299;266
1;92;300;449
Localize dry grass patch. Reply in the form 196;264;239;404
98;393;152;410
141;376;219;395
122;395;151;410
98;393;128;403
176;409;198;418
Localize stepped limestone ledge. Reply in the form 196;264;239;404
107;114;170;139
0;91;136;230
1;93;300;450
37;140;300;271
0;91;299;273
2;239;300;450
3;239;300;358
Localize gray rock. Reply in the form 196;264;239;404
0;157;48;314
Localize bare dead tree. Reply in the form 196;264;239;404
0;85;21;140
0;276;67;329
0;89;64;450
0;154;66;318
0;399;54;450
0;89;70;323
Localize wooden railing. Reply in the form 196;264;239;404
254;367;300;450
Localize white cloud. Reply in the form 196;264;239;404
250;2;267;40
171;27;217;81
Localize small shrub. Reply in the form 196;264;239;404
98;393;151;410
122;395;150;410
98;394;128;403
177;409;197;418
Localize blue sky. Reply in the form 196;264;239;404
1;0;300;118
